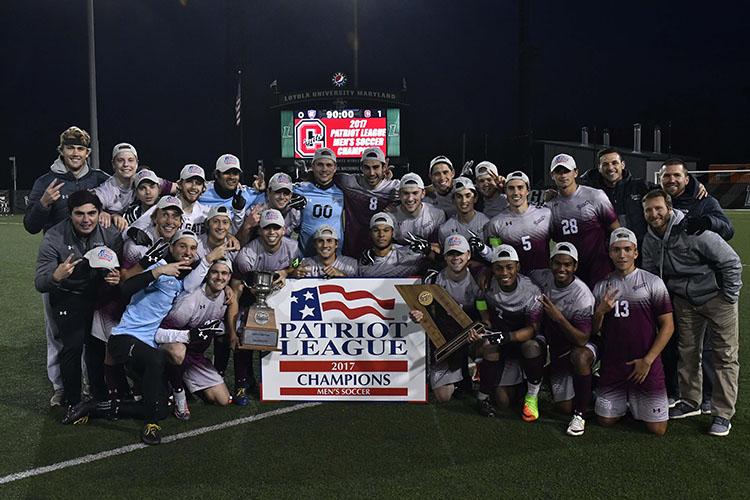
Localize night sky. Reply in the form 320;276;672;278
2;0;748;188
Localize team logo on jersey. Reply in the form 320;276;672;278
294;119;326;157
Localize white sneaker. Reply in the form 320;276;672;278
566;413;586;436
50;389;65;407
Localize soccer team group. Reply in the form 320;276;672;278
25;126;741;445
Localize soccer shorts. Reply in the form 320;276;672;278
183;352;225;393
549;342;598;403
595;384;669;423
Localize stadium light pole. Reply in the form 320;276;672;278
353;0;359;88
87;0;100;170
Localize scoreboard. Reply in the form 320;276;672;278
280;108;401;159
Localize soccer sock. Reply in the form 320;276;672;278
213;336;231;376
234;349;251;387
524;355;544;397
527;382;541;397
166;362;185;393
572;373;593;415
104;364;121;400
478;359;501;397
174;388;187;409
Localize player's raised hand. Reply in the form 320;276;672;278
52;253;82;282
626;358;652;384
104;268;121;286
40;179;64;208
405;232;430;256
360;249;375;266
538;294;565;323
252;174;266;192
225;234;241;252
288;193;307;211
467;229;486;255
112;214;129;232
597;286;620;315
489;171;506;190
139;239;170;269
154;261;192;278
206;243;228;263
460;160;475;178
98;211;112;229
232;190;246;211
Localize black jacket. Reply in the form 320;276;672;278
671;175;734;241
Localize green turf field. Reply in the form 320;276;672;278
1;213;748;499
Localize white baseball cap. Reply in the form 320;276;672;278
260;208;285;228
313;147;337;163
111;142;138;160
551;241;579;261
134;169;160;187
313;224;339;240
361;147;385;164
452;176;476;195
429;155;453;174
215;154;242;173
610;228;638;247
84;246;120;270
206;205;231;222
491;244;520;263
399;173;425;190
268;172;293;192
180;164;206;181
475;161;498;179
505;170;530;188
211;257;233;273
550;153;577;173
369;211;395;229
171;229;199;245
443;234;470;254
156;195;183;213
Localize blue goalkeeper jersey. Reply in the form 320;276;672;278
296;181;345;256
200;181;263;210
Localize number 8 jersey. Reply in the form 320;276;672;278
295;180;345;257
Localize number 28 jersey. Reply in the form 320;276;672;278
295;181;345;257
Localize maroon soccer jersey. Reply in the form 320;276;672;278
546;185;617;288
593;268;673;392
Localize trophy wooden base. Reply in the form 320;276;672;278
238;306;280;351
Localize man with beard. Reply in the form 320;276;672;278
484;171;552;273
34;190;123;423
200;153;262;218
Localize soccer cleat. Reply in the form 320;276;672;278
233;386;250;406
701;401;711;415
173;392;191;421
62;401;93;425
708;417;732;437
522;394;539;422
566;413;586;436
477;398;497;418
50;389;65;407
667;397;678;409
141;423;162;445
669;401;701;419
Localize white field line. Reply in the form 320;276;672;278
0;402;320;485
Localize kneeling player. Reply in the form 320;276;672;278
293;225;358;278
409;235;483;402
357;212;429;278
157;259;238;418
474;245;543;418
592;229;673;436
529;242;596;436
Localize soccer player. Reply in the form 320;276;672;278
409;234;483;402
474;161;508;218
473;245;543;418
94;143;174;231
198;205;241;263
484;171;552;273
231;209;302;403
295;147;345;256
236;172;302;244
129;164;212;240
200;153;263;214
121;196;183;270
437;177;490;244
641;190;742;436
293;225;358;278
424;155;457;218
123;169;171;225
592;228;674;436
547;153;619;289
156;259;239;418
529;242;596;436
34;190;123;423
357;212;427;278
105;229;220;444
391;172;446;244
337;147;400;258
25;126;109;406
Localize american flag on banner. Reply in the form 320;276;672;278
290;284;395;321
234;78;242;127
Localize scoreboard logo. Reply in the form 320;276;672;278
295;119;326;157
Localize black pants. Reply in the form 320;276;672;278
50;295;106;405
108;334;168;423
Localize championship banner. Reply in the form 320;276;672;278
261;278;427;402
294;110;388;159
